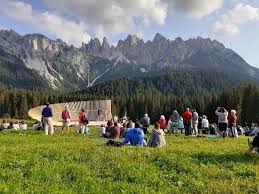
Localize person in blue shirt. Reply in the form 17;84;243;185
123;122;145;147
41;102;54;135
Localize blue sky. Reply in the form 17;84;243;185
0;0;259;68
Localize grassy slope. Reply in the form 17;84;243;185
0;128;258;194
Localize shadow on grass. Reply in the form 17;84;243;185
192;152;259;165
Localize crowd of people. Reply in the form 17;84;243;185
0;120;28;131
1;103;258;153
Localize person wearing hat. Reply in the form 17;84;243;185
41;102;54;135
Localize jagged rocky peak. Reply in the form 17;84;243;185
153;33;167;43
25;34;66;52
102;37;110;48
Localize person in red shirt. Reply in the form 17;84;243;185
109;122;121;139
78;108;88;134
158;115;167;132
182;108;192;136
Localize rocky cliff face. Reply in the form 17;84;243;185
0;29;258;90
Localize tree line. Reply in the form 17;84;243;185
0;84;258;125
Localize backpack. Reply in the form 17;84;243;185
62;110;69;120
106;140;123;147
82;114;89;124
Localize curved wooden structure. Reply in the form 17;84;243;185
28;100;112;126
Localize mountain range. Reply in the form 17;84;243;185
0;29;258;90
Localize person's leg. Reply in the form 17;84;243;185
194;123;198;135
43;118;49;135
61;121;64;134
187;122;192;135
81;124;85;134
49;118;54;135
184;123;188;136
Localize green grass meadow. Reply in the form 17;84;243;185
0;126;258;194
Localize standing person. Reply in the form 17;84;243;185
61;106;71;134
78;108;88;134
148;122;166;148
168;110;180;134
158;115;167;132
182;108;192;136
41;102;54;135
192;109;199;135
178;116;185;134
215;107;228;138
140;113;150;134
228;110;238;138
198;116;203;134
201;115;209;134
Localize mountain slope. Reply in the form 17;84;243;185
81;71;250;97
0;29;258;90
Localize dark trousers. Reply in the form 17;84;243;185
184;121;192;136
142;127;148;134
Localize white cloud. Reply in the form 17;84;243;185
211;15;239;36
170;0;224;19
229;3;259;23
211;3;259;36
43;0;167;38
0;0;90;47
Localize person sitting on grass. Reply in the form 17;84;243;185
33;121;42;131
120;122;128;137
158;115;167;132
148;122;166;148
168;110;180;135
102;122;120;138
178;116;185;134
249;123;259;136
2;120;10;130
123;122;145;147
19;121;27;130
12;121;20;130
248;133;259;154
109;122;121;139
201;115;209;134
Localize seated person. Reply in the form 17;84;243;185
100;124;106;136
236;125;244;135
33;121;42;131
120;123;128;137
209;124;217;135
249;123;259;136
123;122;145;147
148;122;166;148
103;122;120;139
178;116;184;134
109;122;121;138
12;121;20;130
19;121;28;130
245;123;255;136
2;120;10;130
248;134;259;154
105;120;114;136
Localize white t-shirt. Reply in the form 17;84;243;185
2;123;10;129
20;124;27;130
12;124;20;130
252;128;259;136
202;119;209;128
